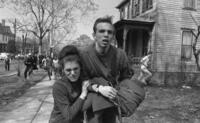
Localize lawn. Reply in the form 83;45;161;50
123;85;200;123
0;69;47;108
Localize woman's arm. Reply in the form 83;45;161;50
53;83;85;122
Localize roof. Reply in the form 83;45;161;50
114;19;155;30
0;23;14;36
116;0;129;9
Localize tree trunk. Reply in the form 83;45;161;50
38;37;43;55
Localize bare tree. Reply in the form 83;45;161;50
1;0;98;55
190;14;200;70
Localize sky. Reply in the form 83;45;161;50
76;0;122;38
0;0;122;39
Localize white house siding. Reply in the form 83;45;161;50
155;0;200;72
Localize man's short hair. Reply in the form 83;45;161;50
93;16;114;33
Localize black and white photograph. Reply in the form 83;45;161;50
0;0;200;123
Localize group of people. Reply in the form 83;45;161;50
24;52;60;81
49;16;153;123
41;56;59;80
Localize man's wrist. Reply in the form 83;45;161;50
79;94;87;100
92;84;100;93
98;85;103;94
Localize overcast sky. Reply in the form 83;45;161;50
76;0;122;38
0;0;122;39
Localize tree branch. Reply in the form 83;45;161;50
28;0;39;23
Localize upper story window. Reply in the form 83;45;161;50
132;0;140;17
120;2;131;19
124;5;128;19
142;0;153;13
120;8;125;19
184;0;196;10
181;30;193;60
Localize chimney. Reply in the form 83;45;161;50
2;19;5;26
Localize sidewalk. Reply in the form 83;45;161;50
0;76;54;123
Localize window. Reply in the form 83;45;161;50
142;0;153;12
181;30;193;60
184;0;195;9
124;5;128;19
127;3;130;19
120;8;125;19
132;0;140;17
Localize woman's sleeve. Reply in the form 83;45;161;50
52;83;84;122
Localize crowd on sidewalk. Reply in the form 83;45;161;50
23;52;60;80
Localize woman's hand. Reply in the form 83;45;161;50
80;80;90;100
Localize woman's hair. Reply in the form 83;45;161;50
58;45;81;69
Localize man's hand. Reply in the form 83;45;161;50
98;85;117;99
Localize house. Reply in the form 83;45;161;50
114;0;200;85
0;19;15;52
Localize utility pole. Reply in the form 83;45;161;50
49;0;54;59
14;19;16;42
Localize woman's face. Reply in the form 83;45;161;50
63;61;80;82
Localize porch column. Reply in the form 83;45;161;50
148;30;152;52
123;28;128;51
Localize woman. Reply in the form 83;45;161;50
49;45;90;123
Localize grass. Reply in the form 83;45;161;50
0;69;47;107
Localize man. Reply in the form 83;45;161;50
24;53;34;79
52;56;59;79
5;56;11;71
42;56;52;80
80;16;147;123
32;53;38;71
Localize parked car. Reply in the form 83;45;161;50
15;54;25;60
0;52;8;60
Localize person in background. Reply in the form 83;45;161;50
32;52;38;71
49;45;90;123
140;51;153;85
42;56;52;80
52;56;60;79
24;53;34;79
5;56;11;71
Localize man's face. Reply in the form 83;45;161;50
93;22;114;48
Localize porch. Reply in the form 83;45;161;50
114;19;155;67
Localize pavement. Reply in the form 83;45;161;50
0;76;55;123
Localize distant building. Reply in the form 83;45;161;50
115;0;200;85
0;19;15;52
